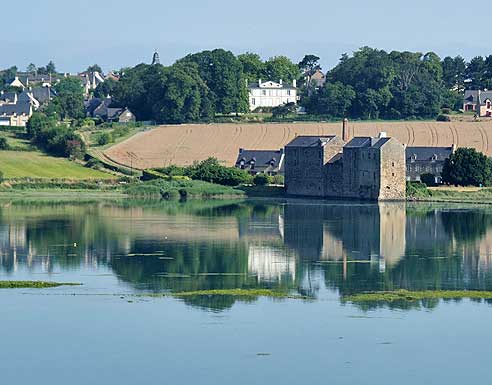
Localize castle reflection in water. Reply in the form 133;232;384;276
2;201;492;300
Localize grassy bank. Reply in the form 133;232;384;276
126;179;246;199
0;281;82;289
343;289;492;303
0;151;114;179
407;183;492;203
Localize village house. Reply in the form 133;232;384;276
85;97;135;123
78;71;105;96
406;146;454;184
464;90;492;116
235;149;284;176
248;79;298;111
0;102;32;127
284;131;406;201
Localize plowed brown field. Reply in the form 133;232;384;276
104;121;492;169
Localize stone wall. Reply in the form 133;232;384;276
378;139;406;200
285;146;325;197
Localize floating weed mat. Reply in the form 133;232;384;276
343;289;492;303
0;281;82;289
168;289;308;299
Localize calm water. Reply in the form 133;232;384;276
1;198;491;384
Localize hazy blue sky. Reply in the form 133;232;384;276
3;0;483;73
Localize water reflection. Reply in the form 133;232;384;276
2;199;492;311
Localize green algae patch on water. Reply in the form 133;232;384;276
169;289;307;300
343;289;492;303
0;281;82;289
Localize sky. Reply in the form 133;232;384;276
2;0;485;73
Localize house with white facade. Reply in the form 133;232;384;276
248;79;298;111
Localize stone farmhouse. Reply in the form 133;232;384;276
464;90;492;116
248;79;298;111
235;149;284;176
284;132;406;201
406;146;454;184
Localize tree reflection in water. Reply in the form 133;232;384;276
2;199;492;311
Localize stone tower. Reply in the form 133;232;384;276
151;50;160;65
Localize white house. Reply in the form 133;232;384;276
248;79;298;111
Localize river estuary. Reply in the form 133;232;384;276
1;199;491;384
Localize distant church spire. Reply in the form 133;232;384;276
151;50;160;65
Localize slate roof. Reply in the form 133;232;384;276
345;136;390;148
107;107;124;120
0;102;31;115
32;87;53;104
286;136;336;147
235;149;283;168
464;90;492;104
406;147;453;162
0;92;17;103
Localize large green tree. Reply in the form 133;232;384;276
52;77;85;119
264;56;300;83
442;148;492;186
238;52;264;82
177;49;248;114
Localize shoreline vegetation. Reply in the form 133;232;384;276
343;290;492;303
0;281;82;289
3;179;492;204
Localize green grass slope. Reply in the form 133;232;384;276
0;151;114;179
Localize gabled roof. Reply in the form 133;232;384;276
286;135;337;147
235;149;283;168
107;107;124;120
464;90;492;104
406;146;453;161
31;87;53;104
0;101;31;116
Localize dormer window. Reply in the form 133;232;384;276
431;154;438;162
411;154;417;163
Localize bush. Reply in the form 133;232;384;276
27;112;85;158
0;137;9;150
406;182;431;198
441;107;452;114
271;174;285;185
253;173;271;186
186;158;253;186
436;114;451;122
420;173;437;187
97;132;113;146
85;158;103;170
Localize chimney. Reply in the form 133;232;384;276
342;118;350;142
477;90;482;114
452;143;457;153
378;132;387;138
279;79;283;85
239;148;244;154
292;79;297;88
258;79;262;87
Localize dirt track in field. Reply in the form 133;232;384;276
103;121;492;169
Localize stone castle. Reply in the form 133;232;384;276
284;123;406;201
